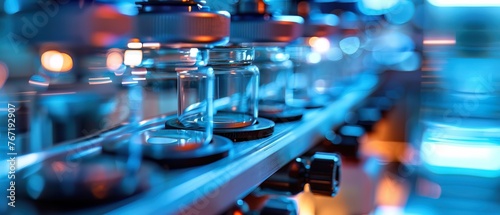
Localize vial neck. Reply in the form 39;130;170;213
207;47;255;66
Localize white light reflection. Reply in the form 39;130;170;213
142;43;161;49
373;206;405;215
29;74;50;87
89;77;112;85
16;153;42;172
358;0;399;15
314;79;327;93
189;48;199;58
124;50;143;66
309;37;331;53
307;52;322;64
127;42;143;49
421;128;500;177
423;39;456;46
131;68;148;75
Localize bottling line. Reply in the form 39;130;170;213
0;0;499;214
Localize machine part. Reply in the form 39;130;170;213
259;107;304;123
323;124;365;158
230;0;303;45
346;107;382;132
135;0;230;47
220;199;251;215
165;116;275;142
10;0;133;48
102;129;233;168
230;1;305;122
19;154;151;204
260;152;341;197
260;197;298;215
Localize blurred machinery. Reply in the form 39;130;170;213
1;0;499;215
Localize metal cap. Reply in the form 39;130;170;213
231;0;303;44
230;16;304;44
9;1;134;48
303;13;338;37
287;0;338;37
307;152;341;197
135;1;230;47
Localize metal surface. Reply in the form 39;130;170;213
135;3;230;47
12;79;375;215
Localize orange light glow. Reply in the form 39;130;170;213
89;5;132;47
106;49;124;71
423;39;456;46
375;175;409;206
41;50;73;72
94;5;120;19
91;183;109;199
0;62;8;88
293;184;315;215
91;32;119;47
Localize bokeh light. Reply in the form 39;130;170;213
124;50;143;66
41;50;73;72
309;37;331;53
106;49;124;71
339;37;360;55
385;0;415;25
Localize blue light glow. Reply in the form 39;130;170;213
372;32;414;65
339;37;360;55
358;0;399;15
340;125;364;136
420;127;500;177
385;0;415;25
3;0;20;15
116;2;139;16
428;0;500;7
27;174;45;199
394;52;421;71
307;52;322;64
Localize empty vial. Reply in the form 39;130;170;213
208;47;260;128
255;47;294;112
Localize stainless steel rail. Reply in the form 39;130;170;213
11;77;378;215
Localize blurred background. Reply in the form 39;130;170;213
0;0;499;214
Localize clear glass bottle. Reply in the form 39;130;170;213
135;46;214;144
208;47;259;128
286;43;332;108
254;46;294;113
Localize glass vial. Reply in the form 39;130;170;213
134;46;214;144
208;47;259;128
254;46;294;113
286;43;331;107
